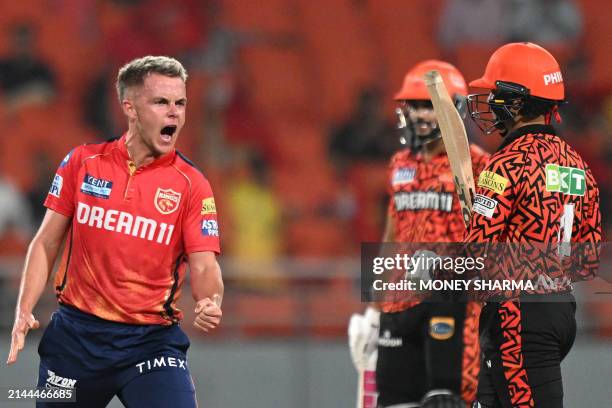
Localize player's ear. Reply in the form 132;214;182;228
122;98;136;120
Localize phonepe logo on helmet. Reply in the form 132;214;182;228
546;164;585;196
543;71;563;86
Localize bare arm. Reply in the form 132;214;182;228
188;251;224;333
381;211;397;243
7;209;71;365
369;211;397;310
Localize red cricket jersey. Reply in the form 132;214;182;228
44;135;220;325
381;144;489;313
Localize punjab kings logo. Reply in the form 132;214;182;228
154;188;181;214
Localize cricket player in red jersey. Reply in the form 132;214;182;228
7;56;223;407
349;60;489;408
465;42;602;408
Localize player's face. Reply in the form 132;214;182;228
406;100;438;138
129;73;187;157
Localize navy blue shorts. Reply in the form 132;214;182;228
36;305;196;407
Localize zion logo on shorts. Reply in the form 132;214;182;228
46;370;77;389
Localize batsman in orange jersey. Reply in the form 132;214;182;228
349;60;489;408
465;42;602;408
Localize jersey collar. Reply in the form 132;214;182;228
117;134;176;170
498;124;557;151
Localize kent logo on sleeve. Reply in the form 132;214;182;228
545;164;585;196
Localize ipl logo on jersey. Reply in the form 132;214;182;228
154;188;181;214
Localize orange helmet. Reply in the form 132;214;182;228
470;42;564;101
394;59;467;101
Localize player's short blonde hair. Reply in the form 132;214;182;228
116;56;188;101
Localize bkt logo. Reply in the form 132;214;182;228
546;164;585;196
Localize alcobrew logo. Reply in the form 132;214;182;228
155;188;181;214
545;164;585;196
477;171;508;195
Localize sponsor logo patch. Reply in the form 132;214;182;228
81;174;113;199
545;164;585;196
154;188;181;214
543;71;563;86
49;174;63;198
429;317;455;340
392;167;416;185
76;202;175;245
201;197;216;215
377;330;403;348
477;171;508;194
46;370;77;389
135;356;187;374
473;194;498;218
201;220;219;237
394;191;453;212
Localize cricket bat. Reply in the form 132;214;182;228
424;70;475;227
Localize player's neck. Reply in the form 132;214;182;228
125;130;157;168
510;115;546;132
421;138;444;162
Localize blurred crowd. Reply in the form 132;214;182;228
0;0;609;265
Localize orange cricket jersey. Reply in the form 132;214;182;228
44;135;220;325
465;124;601;298
381;144;489;313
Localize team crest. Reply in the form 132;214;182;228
154;188;181;214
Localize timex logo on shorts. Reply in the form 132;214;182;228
135;356;187;374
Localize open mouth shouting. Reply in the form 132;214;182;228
160;125;177;143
